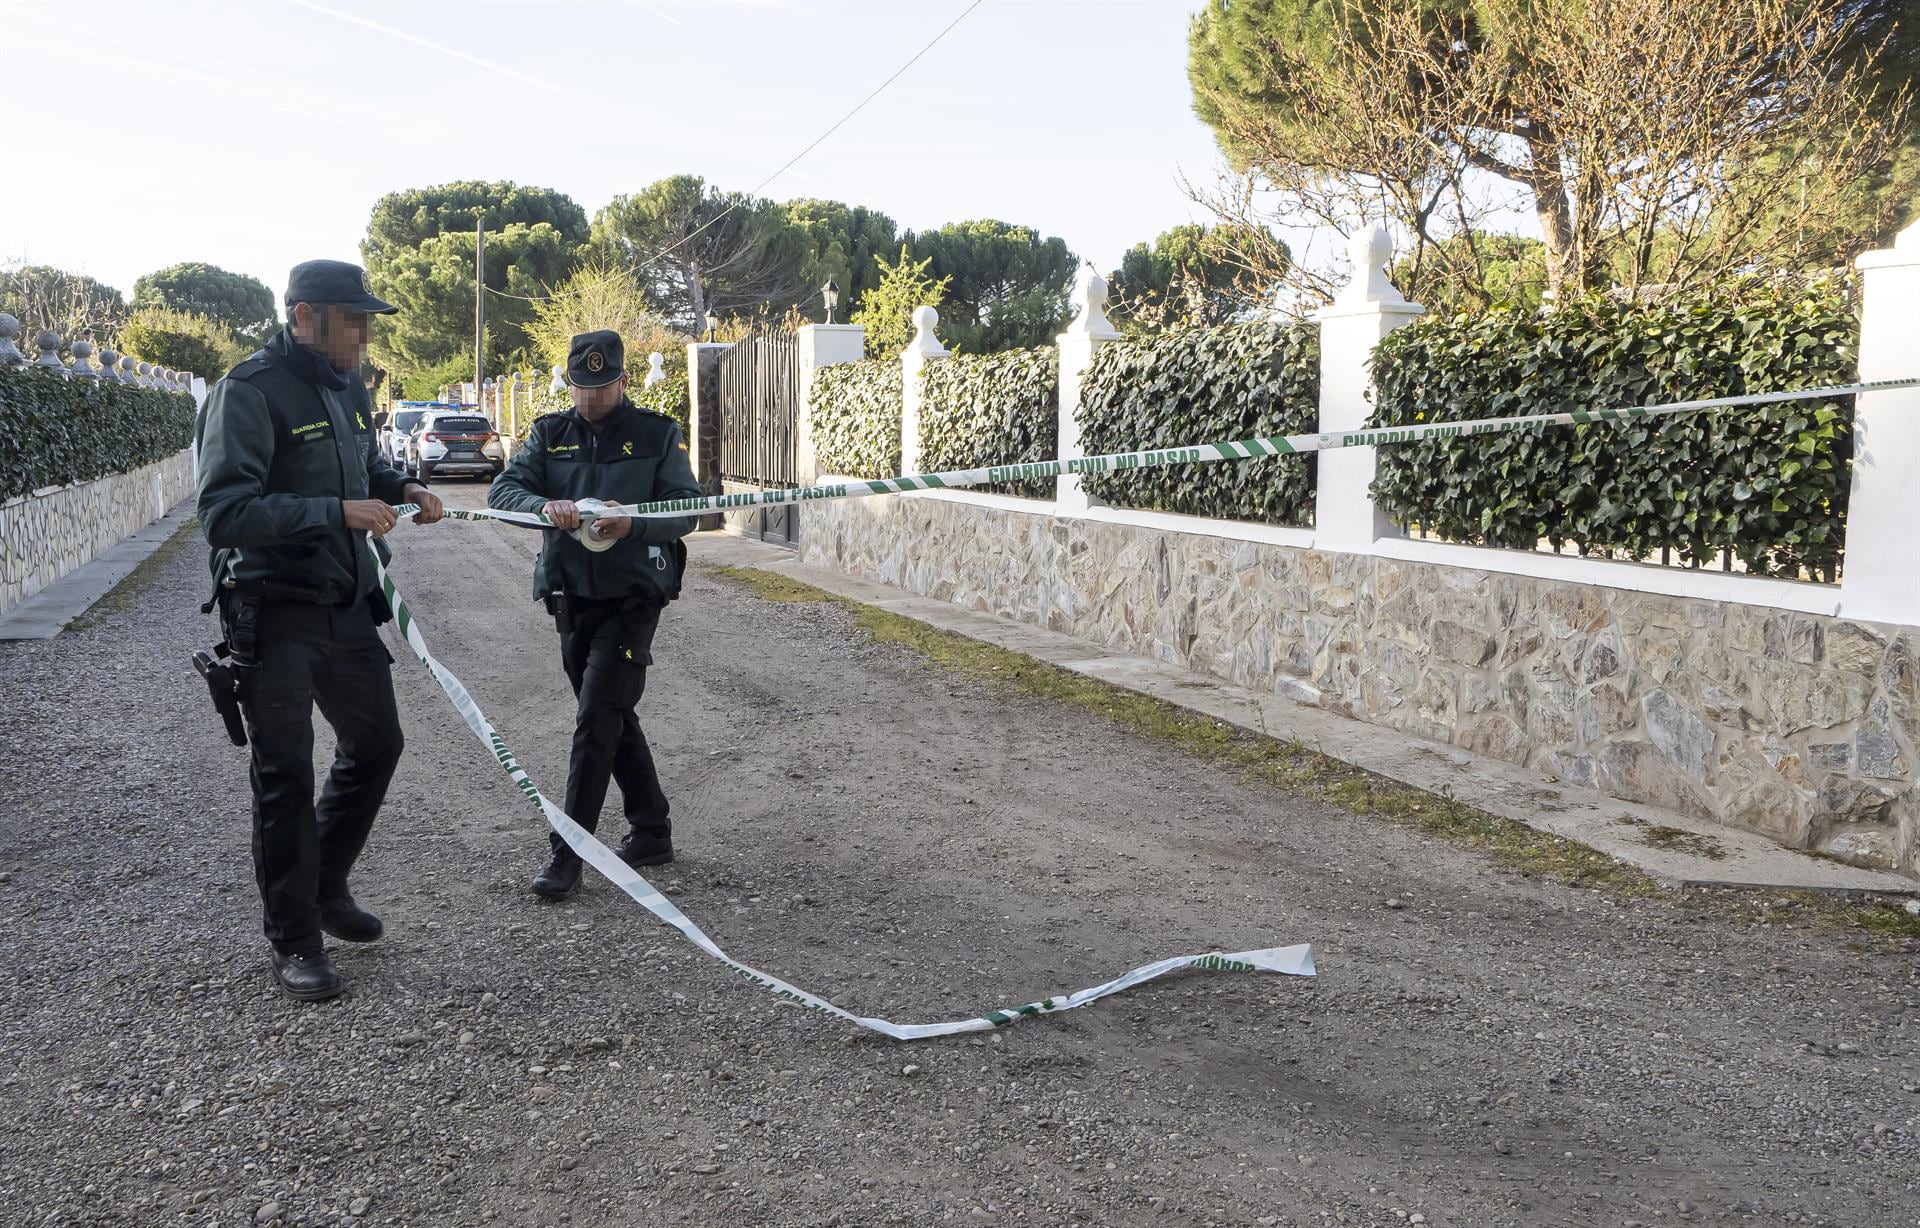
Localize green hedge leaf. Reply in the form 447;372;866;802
1;370;197;503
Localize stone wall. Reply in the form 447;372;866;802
802;494;1919;876
0;450;195;614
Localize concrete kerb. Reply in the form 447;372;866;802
0;497;199;640
692;531;1918;897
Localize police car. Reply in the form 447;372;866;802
403;407;505;481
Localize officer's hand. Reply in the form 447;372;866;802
342;499;399;538
543;500;580;530
407;485;445;525
588;515;633;543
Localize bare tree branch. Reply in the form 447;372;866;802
1185;0;1911;310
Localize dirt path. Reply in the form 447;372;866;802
0;481;1914;1228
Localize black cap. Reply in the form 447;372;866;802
284;259;397;314
565;330;625;388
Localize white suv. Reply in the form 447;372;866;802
380;404;432;465
404;409;505;481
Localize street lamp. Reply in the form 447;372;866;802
821;279;840;324
704;308;722;344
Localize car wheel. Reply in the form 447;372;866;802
419;464;436;483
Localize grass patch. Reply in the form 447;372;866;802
713;569;828;604
1615;815;1728;861
66;516;200;632
710;564;1656;896
1679;887;1920;950
1839;899;1920;939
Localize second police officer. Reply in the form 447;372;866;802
488;330;702;899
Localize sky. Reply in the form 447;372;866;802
0;0;1239;308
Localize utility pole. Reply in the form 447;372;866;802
474;217;486;404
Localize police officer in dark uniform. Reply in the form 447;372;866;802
488;330;700;898
196;259;444;1001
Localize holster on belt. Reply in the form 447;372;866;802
193;589;262;749
192;641;249;747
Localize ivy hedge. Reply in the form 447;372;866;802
2;368;197;503
508;356;686;444
920;347;1058;498
628;349;690;426
1368;280;1859;578
811;358;902;479
1077;322;1320;526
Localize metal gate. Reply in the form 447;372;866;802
718;323;801;546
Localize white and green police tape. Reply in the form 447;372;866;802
367;541;1314;1040
375;377;1911;1037
438;379;1917;532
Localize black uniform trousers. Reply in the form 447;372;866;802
237;598;403;955
556;596;668;857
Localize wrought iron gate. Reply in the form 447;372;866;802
718;323;800;546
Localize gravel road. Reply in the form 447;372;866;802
1;481;1915;1228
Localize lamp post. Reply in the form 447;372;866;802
821;279;840;324
704;309;721;344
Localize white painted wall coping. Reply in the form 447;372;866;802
896;485;1055;517
818;475;1856;615
821;478;1316;552
1073;502;1318;551
1371;534;1847;617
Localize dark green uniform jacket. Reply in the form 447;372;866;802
195;330;415;605
487;399;701;605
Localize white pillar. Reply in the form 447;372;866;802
1311;227;1424;553
1841;216;1920;626
796;323;864;484
900;305;947;474
1055;269;1121;512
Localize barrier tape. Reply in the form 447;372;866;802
367;540;1314;1039
364;377;1908;1035
414;378;1917;529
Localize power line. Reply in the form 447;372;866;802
483;0;984;305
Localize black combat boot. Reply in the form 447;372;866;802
318;893;384;943
270;949;343;1002
531;850;584;899
617;828;674;868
